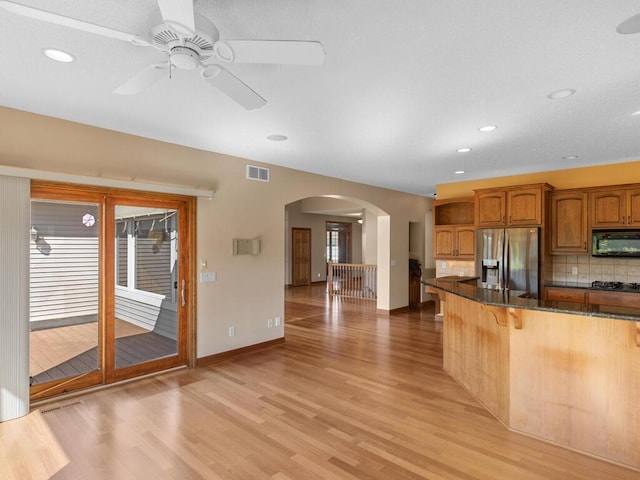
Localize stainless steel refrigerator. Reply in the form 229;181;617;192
475;227;540;299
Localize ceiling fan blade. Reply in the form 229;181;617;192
0;0;149;45
201;65;266;110
157;0;195;37
114;63;169;95
617;13;640;34
215;40;325;65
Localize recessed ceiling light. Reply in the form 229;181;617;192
42;48;74;63
457;148;472;153
547;89;575;100
267;134;287;141
479;125;497;132
454;170;465;175
562;155;578;160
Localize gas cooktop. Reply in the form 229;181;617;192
591;281;640;292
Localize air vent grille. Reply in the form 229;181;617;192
246;165;270;182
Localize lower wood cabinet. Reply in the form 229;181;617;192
545;287;587;304
545;286;640;309
433;226;475;259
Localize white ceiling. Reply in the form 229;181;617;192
1;0;640;197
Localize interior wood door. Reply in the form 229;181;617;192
292;228;311;286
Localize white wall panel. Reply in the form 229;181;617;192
0;175;30;422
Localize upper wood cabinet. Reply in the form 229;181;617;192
433;197;474;226
433;198;475;259
433;226;475;259
550;191;588;254
591;188;640;228
475;190;506;226
475;184;552;227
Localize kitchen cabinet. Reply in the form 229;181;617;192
433;226;475;259
590;187;640;228
475;184;552;227
475;190;506;226
545;287;587;304
550;191;588;254
545;286;640;309
588;290;640;309
433;198;475;259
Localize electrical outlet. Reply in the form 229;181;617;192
571;267;578;275
228;326;235;337
267;318;273;328
275;316;282;327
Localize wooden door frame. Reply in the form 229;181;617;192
29;181;196;400
291;227;312;286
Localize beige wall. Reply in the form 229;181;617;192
436;160;640;199
0;107;431;358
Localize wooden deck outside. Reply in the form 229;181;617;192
30;319;176;385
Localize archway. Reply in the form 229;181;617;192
284;195;393;310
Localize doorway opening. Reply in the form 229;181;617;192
326;221;352;265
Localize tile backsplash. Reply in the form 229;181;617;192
553;255;640;284
435;257;640;284
436;260;475;278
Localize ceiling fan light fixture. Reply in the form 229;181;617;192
170;46;199;70
214;41;234;62
201;64;223;79
42;48;74;63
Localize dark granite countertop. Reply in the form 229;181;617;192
423;278;640;322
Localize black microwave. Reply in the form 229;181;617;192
592;230;640;257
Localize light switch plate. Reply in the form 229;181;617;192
201;271;216;282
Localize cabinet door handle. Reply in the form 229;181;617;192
509;215;512;224
584;241;587;250
628;215;631;224
181;279;186;307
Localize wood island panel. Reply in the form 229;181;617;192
437;288;640;471
441;293;510;425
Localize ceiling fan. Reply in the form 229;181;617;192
0;0;325;109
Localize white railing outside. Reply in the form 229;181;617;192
327;263;377;299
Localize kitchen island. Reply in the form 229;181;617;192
424;277;640;471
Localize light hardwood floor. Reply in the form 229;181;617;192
15;285;639;479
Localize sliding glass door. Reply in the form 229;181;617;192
30;183;194;400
